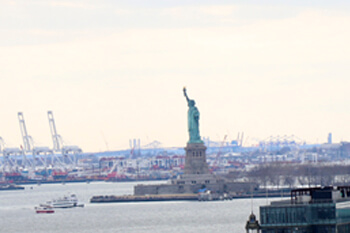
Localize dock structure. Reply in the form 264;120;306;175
259;186;350;233
90;193;198;203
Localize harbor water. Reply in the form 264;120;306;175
0;181;277;233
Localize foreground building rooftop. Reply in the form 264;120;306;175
259;186;350;233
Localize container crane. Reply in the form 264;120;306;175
48;111;63;152
47;111;82;167
18;112;52;171
0;136;28;179
18;112;33;153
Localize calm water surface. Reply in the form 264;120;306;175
0;181;277;233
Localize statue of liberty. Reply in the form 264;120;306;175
183;87;203;143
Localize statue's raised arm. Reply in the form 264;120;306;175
183;87;190;103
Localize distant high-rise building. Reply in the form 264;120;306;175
328;133;332;144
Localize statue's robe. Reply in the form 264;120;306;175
188;106;201;143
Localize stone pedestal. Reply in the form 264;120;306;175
184;143;209;175
134;141;260;196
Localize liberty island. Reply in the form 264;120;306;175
90;88;256;202
123;88;255;196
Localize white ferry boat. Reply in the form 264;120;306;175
41;193;83;208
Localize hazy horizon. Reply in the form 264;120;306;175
1;1;350;152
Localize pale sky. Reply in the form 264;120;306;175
1;0;350;152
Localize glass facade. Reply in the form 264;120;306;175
260;202;350;233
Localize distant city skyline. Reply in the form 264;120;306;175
1;1;350;152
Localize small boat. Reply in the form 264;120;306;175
35;207;55;214
40;193;82;208
0;184;25;191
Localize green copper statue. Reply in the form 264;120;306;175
183;87;203;143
